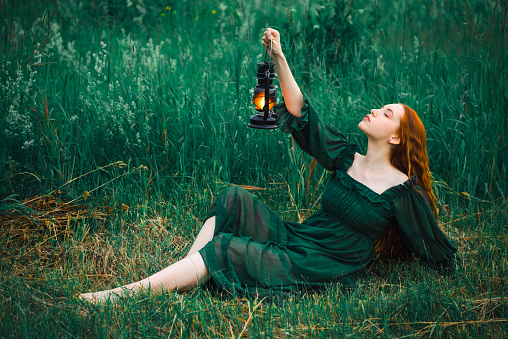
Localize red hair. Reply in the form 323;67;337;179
374;104;438;260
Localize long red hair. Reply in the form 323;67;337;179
374;104;438;260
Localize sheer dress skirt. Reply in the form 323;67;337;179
197;187;367;296
198;186;300;295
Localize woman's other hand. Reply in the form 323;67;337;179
262;28;283;60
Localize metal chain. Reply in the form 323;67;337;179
264;34;274;61
270;36;273;60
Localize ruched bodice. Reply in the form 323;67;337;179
198;97;458;297
320;171;394;241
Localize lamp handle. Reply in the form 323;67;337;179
264;36;273;61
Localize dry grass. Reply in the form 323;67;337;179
0;192;107;276
1;196;506;337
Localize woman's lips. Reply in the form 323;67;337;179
363;116;370;121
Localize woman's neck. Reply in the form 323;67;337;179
362;139;393;170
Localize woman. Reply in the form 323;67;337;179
80;28;458;304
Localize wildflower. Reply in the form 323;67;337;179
22;139;34;150
376;54;385;74
134;4;146;25
413;35;420;58
165;6;171;11
49;22;64;57
212;10;216;14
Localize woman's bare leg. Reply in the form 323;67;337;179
186;216;215;257
80;216;216;304
79;252;209;304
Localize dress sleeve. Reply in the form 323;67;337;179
273;95;357;171
392;187;460;270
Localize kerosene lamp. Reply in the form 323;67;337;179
248;40;278;129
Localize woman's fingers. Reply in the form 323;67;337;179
264;28;278;38
261;28;282;57
267;28;279;39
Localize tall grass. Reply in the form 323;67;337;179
1;0;507;337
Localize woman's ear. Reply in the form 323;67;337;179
388;136;400;145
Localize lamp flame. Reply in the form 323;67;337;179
253;93;275;111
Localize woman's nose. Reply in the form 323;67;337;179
370;109;376;116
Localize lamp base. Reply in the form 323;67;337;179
248;113;279;129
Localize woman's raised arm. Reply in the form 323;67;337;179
262;28;304;117
263;28;356;172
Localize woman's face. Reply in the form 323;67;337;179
358;104;405;143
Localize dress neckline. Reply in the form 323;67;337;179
344;169;415;197
334;169;417;210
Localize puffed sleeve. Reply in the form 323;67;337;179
273;95;357;171
393;187;460;270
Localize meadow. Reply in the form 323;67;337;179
0;0;507;337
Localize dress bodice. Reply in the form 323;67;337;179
320;170;393;240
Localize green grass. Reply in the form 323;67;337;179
1;0;507;337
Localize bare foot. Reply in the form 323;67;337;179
79;289;126;304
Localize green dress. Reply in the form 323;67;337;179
198;98;458;296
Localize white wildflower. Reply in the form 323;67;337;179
22;139;34;150
376;54;385;74
413;35;420;55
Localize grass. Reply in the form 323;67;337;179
1;0;507;337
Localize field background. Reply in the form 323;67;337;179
1;0;507;337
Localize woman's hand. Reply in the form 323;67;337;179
261;27;303;117
262;28;283;60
